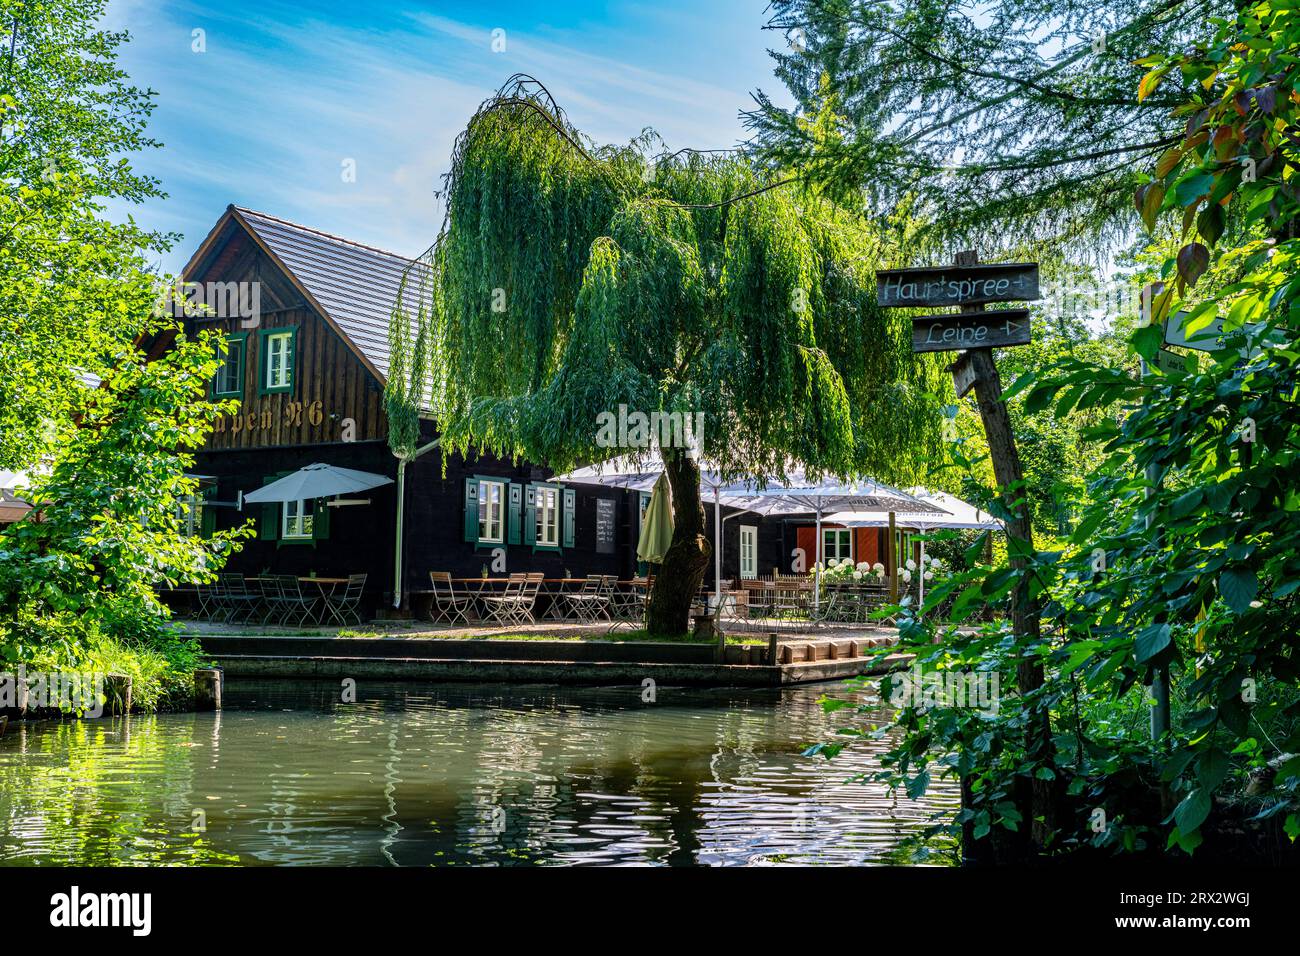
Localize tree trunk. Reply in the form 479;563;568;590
645;452;711;635
967;345;1055;853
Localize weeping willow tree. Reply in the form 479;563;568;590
390;75;951;634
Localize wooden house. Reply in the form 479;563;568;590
158;206;804;616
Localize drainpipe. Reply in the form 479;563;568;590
392;438;441;609
713;485;722;610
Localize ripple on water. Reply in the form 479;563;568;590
0;680;957;866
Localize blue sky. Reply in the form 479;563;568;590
104;0;791;272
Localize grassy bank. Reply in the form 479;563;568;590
5;623;207;714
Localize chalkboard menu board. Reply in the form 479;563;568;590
595;499;616;554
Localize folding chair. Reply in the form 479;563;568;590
267;575;318;626
325;573;367;626
429;572;473;626
193;582;215;621
563;575;605;623
206;576;230;622
253;576;282;624
481;574;526;626
513;573;544;625
221;573;262;623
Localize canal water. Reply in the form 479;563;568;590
0;680;957;866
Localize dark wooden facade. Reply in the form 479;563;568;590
188;224;388;452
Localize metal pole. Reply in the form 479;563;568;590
391;438;441;609
392;458;407;608
814;503;822;610
713;485;722;609
887;511;898;602
918;536;926;608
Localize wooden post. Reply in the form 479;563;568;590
767;632;780;667
955;250;1053;850
104;673;132;716
194;668;224;711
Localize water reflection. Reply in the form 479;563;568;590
0;681;957;866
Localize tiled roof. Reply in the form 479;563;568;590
230;207;429;383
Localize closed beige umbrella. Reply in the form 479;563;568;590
636;473;674;564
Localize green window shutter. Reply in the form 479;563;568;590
200;485;217;539
463;477;479;543
259;474;285;541
313;498;330;540
507;481;522;545
562;488;575;549
213;333;248;398
523;484;537;546
288;327;299;393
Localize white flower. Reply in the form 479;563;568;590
902;570;913;583
827;557;839;568
906;559;916;571
923;570;934;581
873;562;884;573
930;557;942;569
853;570;863;580
856;562;869;572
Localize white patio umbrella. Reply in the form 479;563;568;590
822;488;1002;605
243;463;394;504
716;469;942;608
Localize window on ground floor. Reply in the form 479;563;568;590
739;525;757;578
477;479;505;543
535;485;559;547
283;497;315;539
822;527;852;562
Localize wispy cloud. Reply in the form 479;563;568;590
106;0;786;271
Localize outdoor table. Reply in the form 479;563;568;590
298;577;349;625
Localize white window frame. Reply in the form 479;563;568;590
478;479;505;543
265;332;292;390
739;525;757;578
282;498;315;540
535;486;559;547
822;528;852;562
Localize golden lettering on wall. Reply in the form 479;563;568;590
211;400;337;440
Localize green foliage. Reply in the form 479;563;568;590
814;0;1300;858
390;75;950;485
0;0;171;468
747;0;1228;249
0;329;253;707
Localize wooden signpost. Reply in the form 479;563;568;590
878;252;1052;853
949;352;978;399
912;309;1032;353
878;261;1040;308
